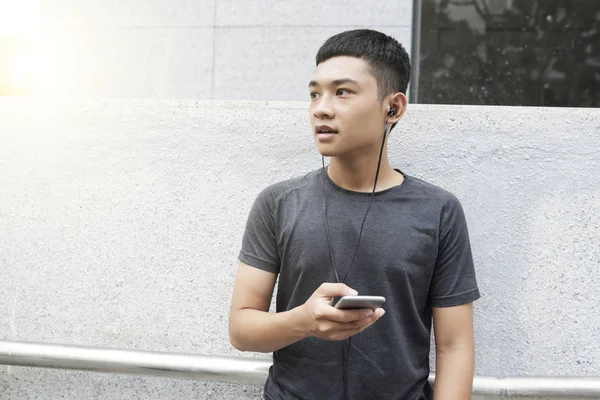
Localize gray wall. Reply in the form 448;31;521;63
39;0;413;100
1;99;599;399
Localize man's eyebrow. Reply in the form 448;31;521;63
308;78;360;88
332;78;360;86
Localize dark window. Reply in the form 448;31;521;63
414;0;600;107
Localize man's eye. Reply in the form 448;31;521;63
336;89;351;96
309;92;320;99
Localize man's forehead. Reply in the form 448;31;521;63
311;56;374;85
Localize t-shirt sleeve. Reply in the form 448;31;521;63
429;195;480;307
238;187;281;274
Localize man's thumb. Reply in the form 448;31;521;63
318;283;358;296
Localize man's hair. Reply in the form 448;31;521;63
315;29;411;100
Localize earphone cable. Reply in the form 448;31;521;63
340;121;389;283
320;120;390;285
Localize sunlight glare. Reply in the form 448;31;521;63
0;0;41;95
0;0;40;39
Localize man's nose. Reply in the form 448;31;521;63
312;96;334;120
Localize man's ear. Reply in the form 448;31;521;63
387;92;408;124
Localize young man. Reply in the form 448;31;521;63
229;29;480;400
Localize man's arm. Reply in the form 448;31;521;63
432;302;475;400
229;262;305;352
228;262;384;353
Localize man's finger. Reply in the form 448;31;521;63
323;307;374;323
338;308;386;326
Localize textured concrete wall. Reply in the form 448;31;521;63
0;99;599;399
39;0;413;100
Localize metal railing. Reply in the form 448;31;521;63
1;340;600;398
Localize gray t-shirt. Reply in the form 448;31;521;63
239;167;480;400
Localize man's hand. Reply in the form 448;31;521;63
229;264;385;352
299;283;385;341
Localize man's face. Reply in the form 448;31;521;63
309;56;387;157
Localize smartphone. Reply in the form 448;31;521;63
334;295;386;310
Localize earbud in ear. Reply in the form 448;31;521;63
387;108;397;117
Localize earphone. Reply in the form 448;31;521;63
387;107;397;117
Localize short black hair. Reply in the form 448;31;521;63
316;29;411;100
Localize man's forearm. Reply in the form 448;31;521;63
229;307;309;353
433;345;474;400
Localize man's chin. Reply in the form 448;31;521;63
315;143;340;158
317;150;340;158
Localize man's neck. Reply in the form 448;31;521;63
327;151;404;193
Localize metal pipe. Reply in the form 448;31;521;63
409;0;422;103
470;375;600;397
0;340;271;385
2;340;600;397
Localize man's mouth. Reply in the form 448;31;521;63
316;125;338;134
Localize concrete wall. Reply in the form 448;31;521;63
39;0;413;100
1;99;599;399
